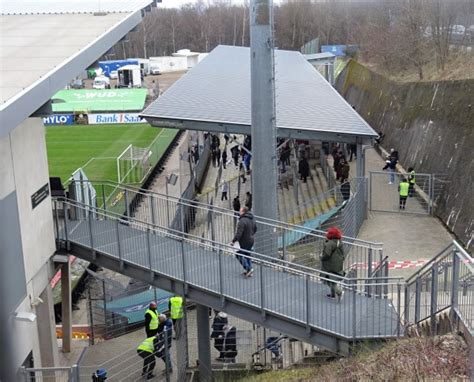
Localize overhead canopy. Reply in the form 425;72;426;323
0;0;153;137
142;45;377;143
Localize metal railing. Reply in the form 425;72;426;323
19;366;79;382
53;198;403;341
404;241;474;335
65;179;382;280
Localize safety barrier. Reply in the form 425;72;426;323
64;179;382;281
404;241;473;336
19;366;79;382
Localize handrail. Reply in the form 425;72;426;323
68;179;384;250
57;198;402;286
406;241;473;283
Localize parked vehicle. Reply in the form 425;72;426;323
150;65;161;75
93;76;111;89
109;70;118;79
70;78;85;89
117;65;142;88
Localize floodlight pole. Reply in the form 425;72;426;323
250;0;278;257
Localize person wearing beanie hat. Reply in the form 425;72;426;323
321;227;345;301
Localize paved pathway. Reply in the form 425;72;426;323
356;147;454;279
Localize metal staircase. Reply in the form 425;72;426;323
53;197;403;355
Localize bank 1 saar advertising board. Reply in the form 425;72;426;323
88;113;148;124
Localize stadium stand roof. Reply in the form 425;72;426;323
142;45;377;143
0;0;154;137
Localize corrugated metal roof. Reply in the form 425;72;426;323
142;45;376;138
1;0;152;137
1;0;153;14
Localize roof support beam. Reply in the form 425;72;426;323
146;118;374;145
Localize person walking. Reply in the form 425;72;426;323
340;159;350;184
320;227;345;301
144;302;159;338
232;195;241;216
221;181;229;201
168;295;184;340
349;144;357;162
231;206;257;277
239;163;246;184
221;324;237;363
211;312;228;361
244;191;252;211
399;178;409;210
222;149;228;169
408;167;416;197
136;336;160;379
298;158;310;183
156;318;173;373
382;152;398;184
216;147;221;167
340;181;350;201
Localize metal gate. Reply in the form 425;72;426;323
369;171;432;215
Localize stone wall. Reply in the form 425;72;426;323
336;60;473;250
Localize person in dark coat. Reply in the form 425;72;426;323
298;158;310;183
222;149;228;169
349;144;357;162
382;152;398;184
232;196;241;215
211;312;228;360
231;145;240;167
320;227;345;301
244;191;252;210
221;324;237;363
339;159;350;183
340;181;351;201
231;207;257;277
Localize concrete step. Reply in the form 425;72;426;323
315;168;336;209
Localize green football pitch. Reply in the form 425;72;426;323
46;124;178;184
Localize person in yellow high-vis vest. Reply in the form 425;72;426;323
399;179;409;210
144;301;159;338
136;336;159;379
168;296;184;339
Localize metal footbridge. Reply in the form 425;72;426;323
54;181;407;354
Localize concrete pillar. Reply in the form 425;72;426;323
37;285;60;366
61;259;72;352
196;304;212;381
250;0;278;256
356;143;365;178
176;304;188;382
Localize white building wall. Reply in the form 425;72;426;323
149;56;188;72
0;118;58;374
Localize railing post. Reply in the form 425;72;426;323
415;277;421;324
352;284;357;341
88;210;96;260
115;219;123;271
71;365;80;382
451;250;460;311
397;283;402;336
366;248;373;296
63;202;69;249
124;189;130;217
430;263;439;335
179;202;188;294
260;264;265;319
218;249;225;307
102;280;108;339
428;174;433;215
404;284;410;327
305;274;310;334
101;184;107;220
147;228;153;281
54;200;60;244
282;230;286;261
150;194;156;226
164;330;171;382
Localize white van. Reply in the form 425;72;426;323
93;76;111;89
